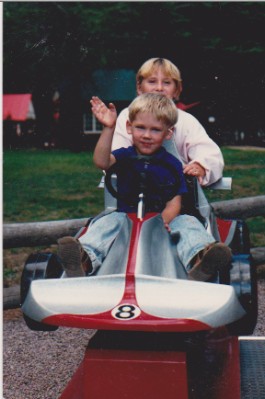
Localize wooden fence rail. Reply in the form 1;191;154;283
3;195;265;249
3;218;89;249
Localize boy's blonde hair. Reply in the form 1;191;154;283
128;93;178;127
136;58;183;99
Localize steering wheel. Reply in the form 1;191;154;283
105;154;181;209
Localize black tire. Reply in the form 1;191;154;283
224;221;258;335
228;254;257;336
23;314;58;332
21;252;63;331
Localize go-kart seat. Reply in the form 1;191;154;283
180;176;206;226
162;138;232;238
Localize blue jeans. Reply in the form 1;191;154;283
79;212;215;274
168;214;215;270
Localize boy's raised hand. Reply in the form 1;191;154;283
90;96;117;128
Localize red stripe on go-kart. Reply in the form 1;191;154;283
43;213;211;332
43;312;211;332
216;218;233;243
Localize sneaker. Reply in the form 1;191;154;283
188;242;232;282
57;236;91;277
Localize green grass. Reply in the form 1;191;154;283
206;148;265;202
3;148;265;222
3;146;264;287
3;149;104;222
3;148;265;225
3;147;265;246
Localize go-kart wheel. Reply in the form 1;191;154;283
105;155;181;206
225;221;257;335
228;254;257;335
23;314;58;332
21;252;63;331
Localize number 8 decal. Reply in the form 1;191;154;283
111;303;141;320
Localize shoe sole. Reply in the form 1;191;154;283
188;243;232;282
57;237;85;277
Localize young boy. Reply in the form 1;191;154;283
92;92;187;221
58;93;231;280
58;93;188;277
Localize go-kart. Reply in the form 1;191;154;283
20;151;257;399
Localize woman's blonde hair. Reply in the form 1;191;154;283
128;93;178;127
136;58;183;99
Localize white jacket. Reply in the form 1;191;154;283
112;107;224;186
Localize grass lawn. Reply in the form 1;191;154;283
3;149;104;221
3;146;265;286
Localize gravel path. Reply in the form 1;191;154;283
3;317;95;399
3;279;265;399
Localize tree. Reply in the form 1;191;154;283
3;2;265;148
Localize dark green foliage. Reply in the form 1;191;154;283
4;2;265;92
3;3;265;150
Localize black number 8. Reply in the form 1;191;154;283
112;304;140;320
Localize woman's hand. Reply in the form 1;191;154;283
183;161;206;185
90;96;117;128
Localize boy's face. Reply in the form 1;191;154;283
126;112;173;156
137;67;179;100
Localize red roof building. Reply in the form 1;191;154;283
3;94;36;121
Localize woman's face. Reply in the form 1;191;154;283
137;67;179;100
